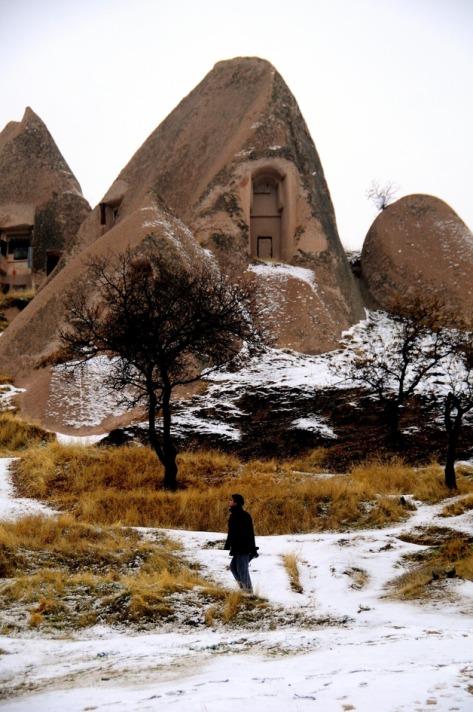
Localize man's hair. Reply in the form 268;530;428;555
231;493;245;507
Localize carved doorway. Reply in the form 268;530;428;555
250;175;282;259
257;236;273;259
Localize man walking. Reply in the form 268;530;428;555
225;493;258;593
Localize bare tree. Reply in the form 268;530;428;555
58;249;264;490
366;180;399;211
336;300;451;445
439;331;473;489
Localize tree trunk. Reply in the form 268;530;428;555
163;450;178;491
384;400;402;447
444;393;462;490
161;383;178;491
146;380;178;491
444;433;458;490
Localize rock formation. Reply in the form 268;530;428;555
0;57;365;430
361;194;473;325
68;57;364;353
0;108;90;286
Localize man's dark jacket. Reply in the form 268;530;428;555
224;506;257;557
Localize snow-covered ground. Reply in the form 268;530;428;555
1;458;473;710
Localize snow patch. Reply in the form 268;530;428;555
291;415;337;438
172;411;241;442
55;433;107;446
248;263;317;292
0;384;24;412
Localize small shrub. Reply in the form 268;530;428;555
28;612;43;628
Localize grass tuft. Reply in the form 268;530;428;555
282;552;303;593
440;494;473;518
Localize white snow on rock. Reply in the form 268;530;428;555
208;346;339;392
341;309;473;402
248;262;318;292
47;356;126;428
42;310;473;443
55;433;107;446
46;346;343;436
171;410;241;442
0;384;25;412
291;415;337;438
0;458;55;521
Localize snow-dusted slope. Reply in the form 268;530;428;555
46;346;344;437
44;310;473;447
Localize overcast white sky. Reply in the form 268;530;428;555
1;0;472;249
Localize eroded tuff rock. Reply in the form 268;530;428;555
68;57;363;353
361;194;473;325
0;58;365;430
0;107;90;283
6;203;214;431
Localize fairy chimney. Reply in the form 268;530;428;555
69;57;364;352
0;108;90;288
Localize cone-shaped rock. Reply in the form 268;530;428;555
0;107;90;284
0;58;363;419
69;57;363;351
361;194;473;325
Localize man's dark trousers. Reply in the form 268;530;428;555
230;554;252;592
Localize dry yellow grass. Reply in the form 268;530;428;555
282;552;303;593
0;513;183;579
13;444;409;532
348;459;473;503
0;414;54;454
0;514;262;632
389;533;473;599
203;588;267;626
343;567;369;590
12;444;246;497
14;446;473;534
287;448;327;472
